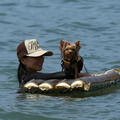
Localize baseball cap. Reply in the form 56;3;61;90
17;39;53;60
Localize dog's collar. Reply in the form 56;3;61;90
62;59;71;64
62;56;81;64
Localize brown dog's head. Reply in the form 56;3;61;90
59;40;81;61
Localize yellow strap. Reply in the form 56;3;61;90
62;56;81;64
62;59;70;64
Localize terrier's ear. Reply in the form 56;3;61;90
74;40;81;53
60;40;64;47
59;40;68;51
59;40;65;51
63;40;68;48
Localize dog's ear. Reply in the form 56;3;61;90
59;40;68;58
59;40;65;51
59;40;68;51
63;40;68;48
60;40;64;48
74;40;81;53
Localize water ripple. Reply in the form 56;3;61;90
0;2;17;6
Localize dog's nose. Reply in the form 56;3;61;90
70;52;72;54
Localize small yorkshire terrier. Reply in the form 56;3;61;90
59;40;83;79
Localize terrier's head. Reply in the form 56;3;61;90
59;40;81;61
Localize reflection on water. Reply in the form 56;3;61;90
17;84;120;101
17;93;52;101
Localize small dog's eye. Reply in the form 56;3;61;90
66;49;68;50
72;49;75;51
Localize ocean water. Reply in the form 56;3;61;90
0;0;120;120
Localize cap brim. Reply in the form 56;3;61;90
26;49;53;57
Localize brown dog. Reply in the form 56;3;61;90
59;40;83;79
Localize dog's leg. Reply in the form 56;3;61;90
74;64;78;79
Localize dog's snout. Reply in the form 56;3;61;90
70;51;72;54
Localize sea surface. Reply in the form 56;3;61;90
0;0;120;120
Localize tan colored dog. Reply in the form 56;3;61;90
59;40;83;79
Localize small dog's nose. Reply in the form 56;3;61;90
70;52;72;54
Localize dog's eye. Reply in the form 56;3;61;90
66;49;68;50
72;49;75;51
